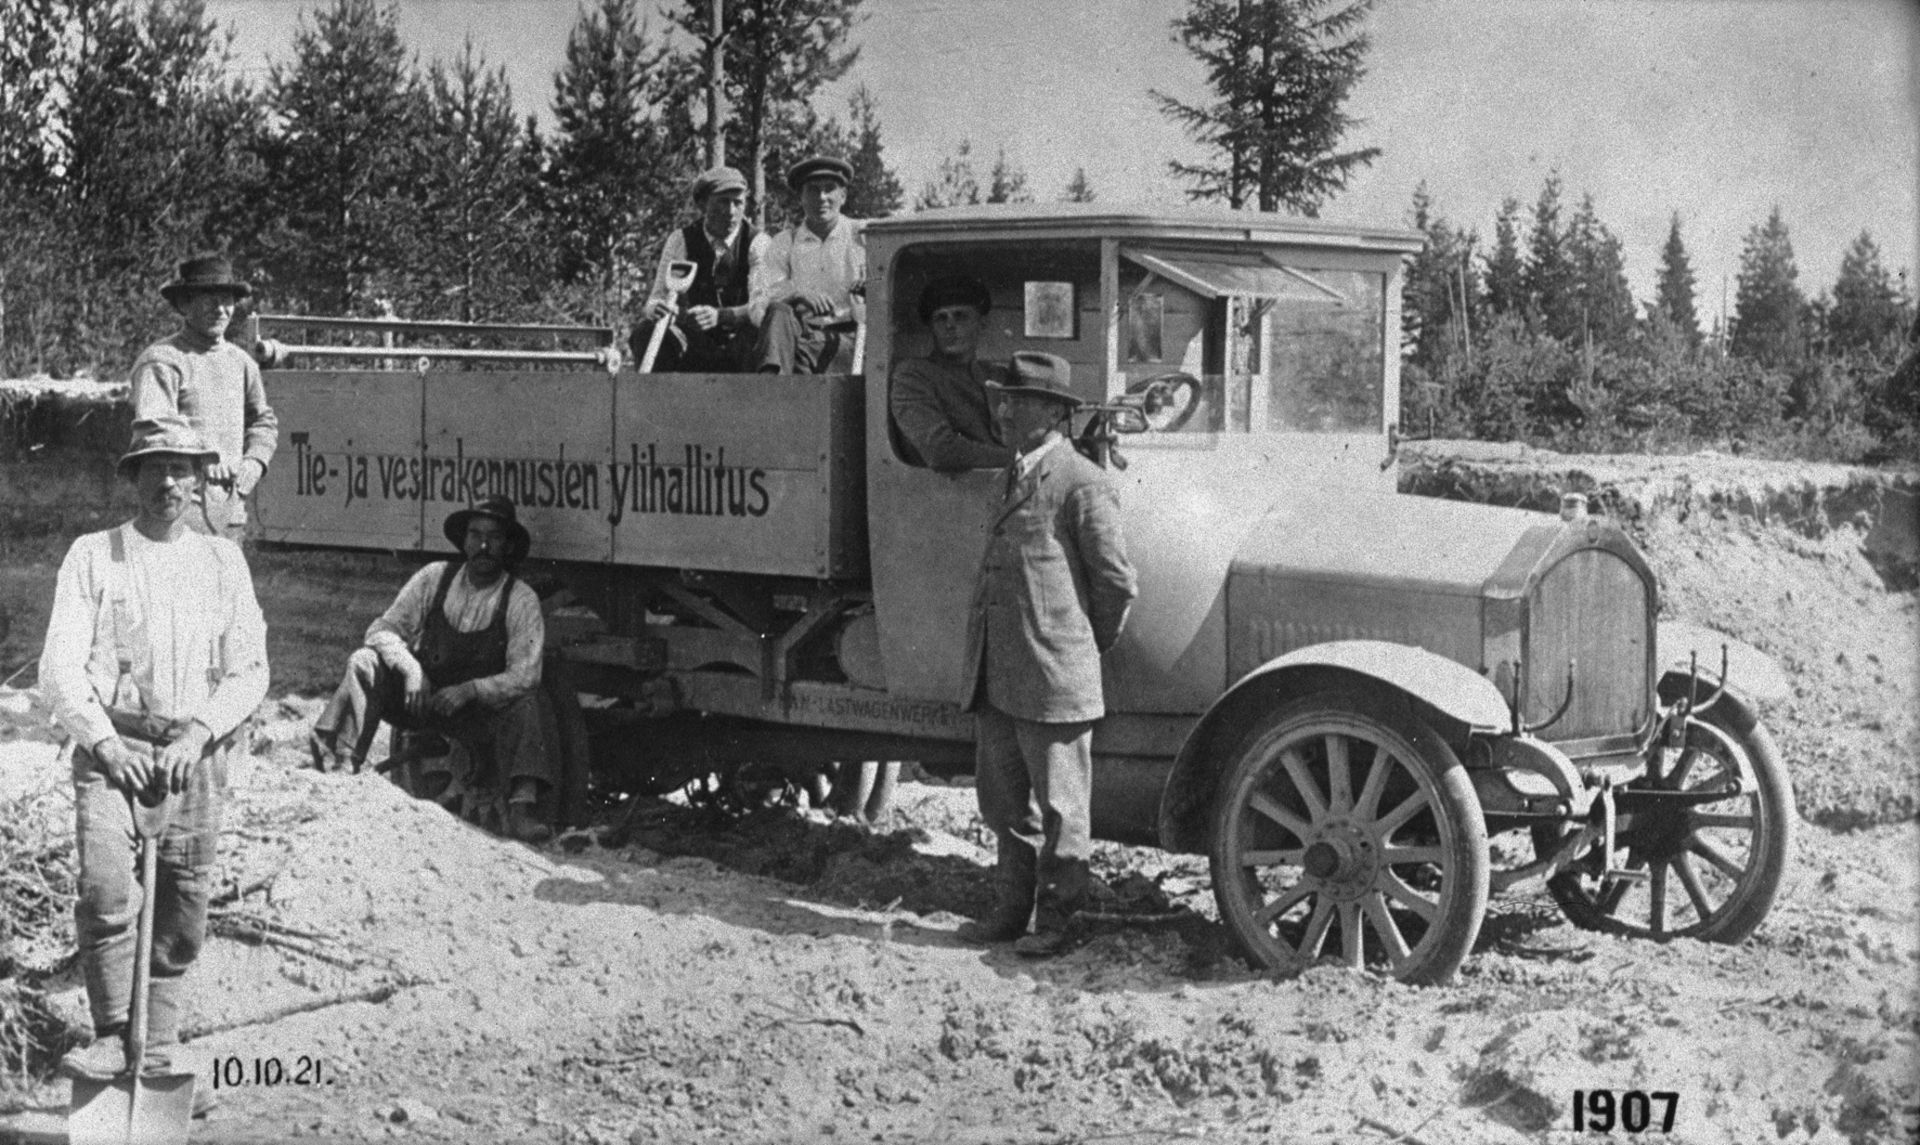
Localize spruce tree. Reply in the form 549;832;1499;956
843;85;903;218
1730;206;1806;368
1402;183;1480;376
1154;0;1380;214
1482;196;1525;318
1062;168;1096;203
1565;193;1634;348
915;139;982;210
1653;213;1701;347
986;147;1032;204
1522;173;1575;340
1827;231;1906;355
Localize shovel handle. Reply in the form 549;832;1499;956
639;260;701;373
125;826;161;1077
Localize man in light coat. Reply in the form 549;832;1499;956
41;417;269;1080
958;352;1137;957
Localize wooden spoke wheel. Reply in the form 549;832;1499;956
1208;691;1489;985
1543;711;1793;943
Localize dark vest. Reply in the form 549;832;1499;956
682;222;757;311
415;563;515;689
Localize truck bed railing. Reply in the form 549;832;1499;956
246;313;623;372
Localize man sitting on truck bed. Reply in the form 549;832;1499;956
751;155;866;374
631;165;769;373
309;497;560;844
890;275;1017;472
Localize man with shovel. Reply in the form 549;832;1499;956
39;418;269;1117
632;165;770;373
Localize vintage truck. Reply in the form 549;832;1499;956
250;204;1793;984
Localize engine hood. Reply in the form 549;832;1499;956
1232;488;1562;598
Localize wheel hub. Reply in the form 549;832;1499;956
1302;820;1380;901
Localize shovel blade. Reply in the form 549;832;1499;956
69;1073;197;1145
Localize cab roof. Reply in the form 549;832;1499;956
862;202;1425;255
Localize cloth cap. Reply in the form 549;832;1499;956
117;416;220;481
918;275;992;324
985;352;1081;408
786;155;853;191
160;253;251;305
690;165;749;203
443;496;532;566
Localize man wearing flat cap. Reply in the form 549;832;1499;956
632;165;771;373
957;352;1137;957
310;497;560;843
131;253;278;541
890;274;1016;472
751;154;867;374
41;417;268;1080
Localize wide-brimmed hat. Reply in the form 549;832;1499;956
117;416;219;481
985;352;1081;408
786;155;852;191
443;496;531;565
690;165;749;203
160;253;252;306
918;275;992;324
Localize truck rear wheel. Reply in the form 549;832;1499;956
1207;691;1489;985
1542;710;1793;943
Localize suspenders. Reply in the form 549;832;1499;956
98;525;228;717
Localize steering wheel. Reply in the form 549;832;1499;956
1124;372;1202;432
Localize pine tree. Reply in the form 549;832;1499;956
1729;206;1806;368
262;0;428;314
1564;193;1633;347
1522;173;1575;339
1653;213;1701;347
418;39;544;322
1482;196;1525;318
1153;0;1380;214
1062;167;1096;203
843;85;902;218
663;0;863;229
546;0;678;317
1827;231;1906;355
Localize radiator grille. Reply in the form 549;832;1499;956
1525;549;1651;745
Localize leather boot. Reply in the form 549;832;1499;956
59;1032;127;1081
956;899;1032;944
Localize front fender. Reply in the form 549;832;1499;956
1154;640;1510;853
1658;621;1790;708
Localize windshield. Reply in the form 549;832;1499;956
1119;247;1386;436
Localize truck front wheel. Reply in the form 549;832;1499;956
1207;690;1490;986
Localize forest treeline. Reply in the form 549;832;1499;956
3;0;1914;462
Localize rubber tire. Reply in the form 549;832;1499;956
1544;707;1793;943
1207;690;1489;986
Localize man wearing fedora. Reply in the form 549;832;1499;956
310;497;559;843
632;165;771;373
751;154;867;374
958;352;1136;957
890;274;1015;472
40;417;269;1080
131;253;278;541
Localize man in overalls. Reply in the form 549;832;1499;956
309;497;558;843
40;417;269;1079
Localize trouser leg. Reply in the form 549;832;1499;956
72;752;138;1036
752;302;806;373
146;746;224;1047
973;704;1039;917
313;647;401;769
1012;718;1094;923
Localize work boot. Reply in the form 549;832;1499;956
59;1033;127;1081
1013;908;1078;959
955;901;1033;945
506;802;553;844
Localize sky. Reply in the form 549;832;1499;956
203;0;1920;331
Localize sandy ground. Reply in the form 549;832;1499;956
0;446;1915;1145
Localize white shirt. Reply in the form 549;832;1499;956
40;524;269;750
751;215;867;326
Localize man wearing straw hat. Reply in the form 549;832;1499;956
631;165;770;373
956;353;1136;958
130;252;279;540
40;417;269;1080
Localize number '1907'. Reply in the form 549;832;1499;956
1572;1090;1678;1133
